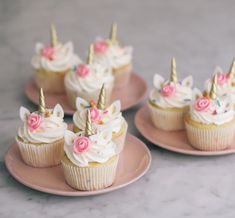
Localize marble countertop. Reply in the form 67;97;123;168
1;0;235;217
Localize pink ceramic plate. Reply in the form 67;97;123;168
5;134;151;196
135;105;235;156
25;73;147;115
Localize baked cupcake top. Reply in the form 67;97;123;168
149;58;193;109
18;89;67;143
204;59;235;102
65;45;114;93
64;110;116;167
190;74;234;125
31;25;81;73
73;85;124;134
93;23;133;70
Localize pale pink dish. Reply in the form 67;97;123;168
25;73;147;115
135;105;235;156
5;134;151;196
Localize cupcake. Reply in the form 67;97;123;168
73;84;128;154
64;44;114;109
93;23;133;88
31;25;81;93
15;88;67;167
204;59;235;105
62;110;118;191
148;58;194;131
185;74;235;151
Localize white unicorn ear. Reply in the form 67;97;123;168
107;100;121;115
64;42;73;52
76;97;89;111
182;75;193;87
53;104;64;118
214;66;223;75
100;128;112;142
19;107;30;122
35;42;43;54
204;79;211;93
64;130;76;146
192;88;202;100
153;74;165;89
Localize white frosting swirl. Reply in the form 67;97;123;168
31;42;81;72
93;40;132;69
149;74;194;109
18;105;67;144
64;62;114;93
190;98;234;125
64;130;116;167
73;98;124;134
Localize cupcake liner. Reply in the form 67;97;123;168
185;120;235;151
113;64;132;88
34;68;68;94
65;80;114;109
15;137;64;168
113;121;128;154
62;155;119;191
148;102;188;131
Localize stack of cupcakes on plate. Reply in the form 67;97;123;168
148;58;235;152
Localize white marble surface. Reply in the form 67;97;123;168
1;0;235;217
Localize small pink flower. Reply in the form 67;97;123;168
160;84;176;97
194;96;211;112
216;73;228;86
41;47;54;60
27;114;42;131
76;64;90;78
94;41;108;54
89;107;102;123
73;136;91;154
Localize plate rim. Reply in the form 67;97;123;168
5;133;151;196
25;73;148;115
135;105;235;156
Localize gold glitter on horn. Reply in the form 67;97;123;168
85;110;94;137
209;74;218;99
39;88;46;114
87;44;94;64
51;24;59;47
227;58;235;80
170;58;178;83
110;22;118;44
97;84;106;110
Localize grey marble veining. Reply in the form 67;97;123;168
1;0;235;217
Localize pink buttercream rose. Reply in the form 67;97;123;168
194;96;211;112
41;47;54;60
76;64;90;78
89;107;102;123
160;84;176;97
94;41;108;54
27;114;42;131
73;136;91;154
216;73;228;86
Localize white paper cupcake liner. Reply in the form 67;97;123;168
15;137;64;167
113;121;128;154
185;120;235;151
148;102;188;131
62;156;119;191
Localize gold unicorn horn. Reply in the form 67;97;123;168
38;88;46;114
170;58;178;83
50;24;59;47
97;84;106;110
227;58;235;80
110;22;118;44
87;44;94;64
209;74;218;99
85;110;94;137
